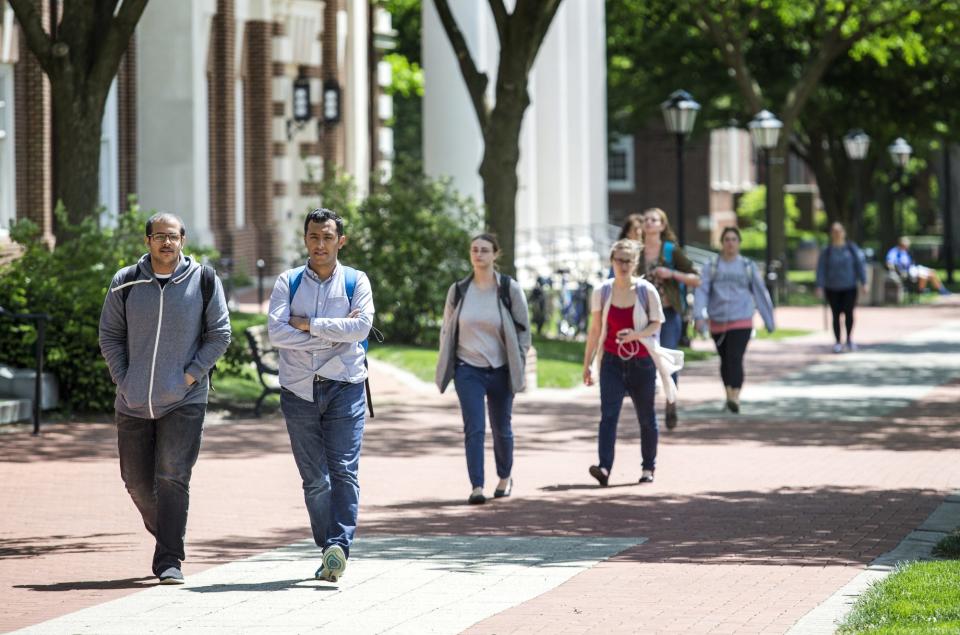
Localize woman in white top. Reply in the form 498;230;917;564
583;239;681;486
435;234;531;504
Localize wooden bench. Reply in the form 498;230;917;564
244;324;281;416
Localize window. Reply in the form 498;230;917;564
0;64;14;236
608;134;634;192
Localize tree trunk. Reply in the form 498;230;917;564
51;85;106;226
479;80;528;276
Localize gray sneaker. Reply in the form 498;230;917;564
158;567;184;585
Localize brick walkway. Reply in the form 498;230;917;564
2;302;960;634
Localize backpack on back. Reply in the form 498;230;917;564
288;264;376;417
120;264;218;387
451;273;527;334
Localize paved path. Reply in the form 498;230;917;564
3;302;960;634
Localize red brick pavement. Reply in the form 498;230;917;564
2;303;959;634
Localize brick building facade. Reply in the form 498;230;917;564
0;0;394;275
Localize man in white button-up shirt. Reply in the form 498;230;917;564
268;208;374;583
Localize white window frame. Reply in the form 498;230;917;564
0;64;15;237
608;134;635;192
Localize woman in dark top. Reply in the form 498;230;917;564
637;207;700;430
815;222;868;353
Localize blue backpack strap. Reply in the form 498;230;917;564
663;240;675;268
288;265;307;302
341;266;368;353
636;283;648;313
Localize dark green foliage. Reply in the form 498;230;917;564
0;203;218;413
933;529;960;560
218;312;268;375
310;162;481;345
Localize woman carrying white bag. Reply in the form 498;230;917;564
582;239;684;487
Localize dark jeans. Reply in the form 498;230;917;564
598;353;658;472
712;328;752;389
281;380;365;558
660;307;683;385
825;288;858;343
116;403;206;576
454;362;514;488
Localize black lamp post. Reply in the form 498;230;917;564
945;144;955;284
748;109;783;302
661;90;700;246
286;69;313;140
843;129;871;244
888;137;912;238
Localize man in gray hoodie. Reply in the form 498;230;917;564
99;212;231;585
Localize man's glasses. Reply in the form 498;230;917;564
148;233;182;244
612;257;635;265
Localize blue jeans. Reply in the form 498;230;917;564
659;307;683;385
598;353;658;472
454;362;514;488
281;379;365;558
116;403;206;576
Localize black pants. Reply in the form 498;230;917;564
712;328;752;389
116;403;206;576
825;288;858;344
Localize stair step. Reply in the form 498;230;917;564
0;365;59;409
0;398;32;425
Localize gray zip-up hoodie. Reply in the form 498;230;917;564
99;254;231;419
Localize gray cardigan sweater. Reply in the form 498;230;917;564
435;273;531;394
99;254;231;419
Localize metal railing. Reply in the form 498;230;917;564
0;305;51;435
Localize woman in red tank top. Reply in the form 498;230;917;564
582;239;665;486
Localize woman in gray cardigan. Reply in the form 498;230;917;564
435;234;531;505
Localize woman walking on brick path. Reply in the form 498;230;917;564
583;239;682;486
436;234;531;505
636;207;700;430
693;227;775;413
815;221;868;353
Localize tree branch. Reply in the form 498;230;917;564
487;0;508;44
433;0;490;130
521;0;562;74
7;0;53;73
694;3;762;114
88;0;149;98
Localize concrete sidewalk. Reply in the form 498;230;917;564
3;303;960;634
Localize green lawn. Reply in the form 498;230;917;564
837;560;960;634
756;328;812;340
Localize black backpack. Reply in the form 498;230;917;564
120;264;218;386
452;273;527;333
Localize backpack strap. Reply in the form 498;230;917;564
341;265;375;418
498;273;526;333
452;275;472;309
663;240;675;268
636;283;649;314
200;265;215;332
119;265;141;305
288;265;307;302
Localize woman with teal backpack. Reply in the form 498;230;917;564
636;207;700;430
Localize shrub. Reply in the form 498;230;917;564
0;203;218;412
306;162;482;345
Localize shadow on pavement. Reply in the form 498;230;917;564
0;533;139;559
360;485;943;567
14;577;155;591
183;579;337;593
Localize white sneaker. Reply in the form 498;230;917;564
846;341;858;352
316;545;347;583
832;343;844;354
